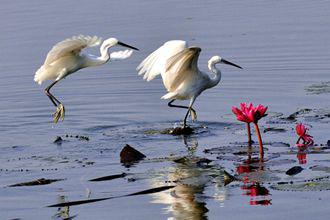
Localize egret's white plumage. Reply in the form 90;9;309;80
35;35;138;123
137;40;242;127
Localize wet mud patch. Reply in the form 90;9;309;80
101;121;232;142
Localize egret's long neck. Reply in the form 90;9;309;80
85;42;114;67
207;61;221;88
98;42;113;64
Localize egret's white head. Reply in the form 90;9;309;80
208;55;242;69
101;38;139;60
208;55;222;65
102;38;139;51
102;38;119;48
208;55;222;70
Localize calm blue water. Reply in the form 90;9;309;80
0;0;329;219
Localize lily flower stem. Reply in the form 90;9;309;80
296;137;302;145
254;123;264;156
246;123;252;146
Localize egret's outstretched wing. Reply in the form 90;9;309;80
163;47;201;91
137;40;187;81
44;35;102;66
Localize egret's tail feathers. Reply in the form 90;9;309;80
34;66;45;85
161;92;178;100
34;65;61;84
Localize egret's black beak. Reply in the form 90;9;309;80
222;59;242;69
117;41;139;51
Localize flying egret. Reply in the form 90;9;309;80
137;40;242;128
34;35;138;123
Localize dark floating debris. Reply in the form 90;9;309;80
47;185;176;207
65;134;90;141
224;170;237;186
263;127;286;133
54;134;90;144
270;142;290;148
173;156;212;164
120;144;146;165
173;156;213;168
286;108;312;121
284;108;330;122
8;178;64;187
54;136;63;144
204;145;260;155
286;166;304;176
327;140;330;147
48;197;108;207
89;173;127;182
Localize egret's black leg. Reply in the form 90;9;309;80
44;80;65;123
168;100;196;114
183;107;191;128
45;80;60;106
168;99;196;127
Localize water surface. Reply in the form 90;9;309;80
0;0;329;219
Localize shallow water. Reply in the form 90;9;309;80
0;0;329;219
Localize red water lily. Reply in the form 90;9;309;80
232;103;268;124
295;123;314;147
232;103;268;155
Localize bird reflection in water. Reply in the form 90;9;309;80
236;146;272;206
149;136;215;220
52;195;77;220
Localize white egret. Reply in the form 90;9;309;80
137;40;242;128
35;35;139;123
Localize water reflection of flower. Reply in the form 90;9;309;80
297;147;307;164
236;156;272;206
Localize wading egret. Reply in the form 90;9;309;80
34;35;138;123
137;40;242;127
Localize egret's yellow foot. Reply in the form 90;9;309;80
190;109;197;121
53;104;65;123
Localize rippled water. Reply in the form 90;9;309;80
0;0;329;219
